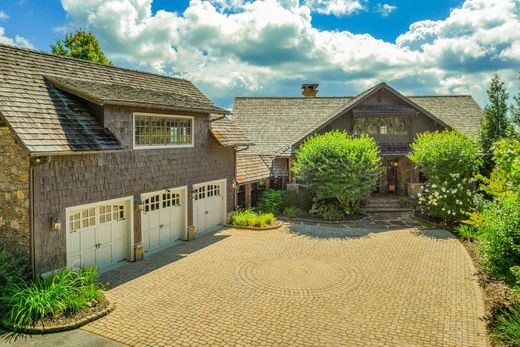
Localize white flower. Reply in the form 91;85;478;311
417;193;422;197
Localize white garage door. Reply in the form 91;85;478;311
193;179;226;234
141;188;186;254
67;197;131;271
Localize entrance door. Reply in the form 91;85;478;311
387;160;398;194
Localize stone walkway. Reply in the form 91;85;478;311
81;213;487;346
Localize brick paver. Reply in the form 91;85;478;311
83;214;487;346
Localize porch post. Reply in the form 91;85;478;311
244;183;252;209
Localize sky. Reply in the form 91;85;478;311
0;0;519;108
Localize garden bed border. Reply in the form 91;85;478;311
277;215;364;225
226;220;284;230
0;301;114;334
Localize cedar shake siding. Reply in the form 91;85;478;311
31;107;234;273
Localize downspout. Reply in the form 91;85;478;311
29;165;35;278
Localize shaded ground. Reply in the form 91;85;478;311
76;212;487;346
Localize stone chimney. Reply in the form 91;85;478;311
302;83;319;97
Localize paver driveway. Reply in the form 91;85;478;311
83;214;487;346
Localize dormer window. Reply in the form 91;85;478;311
134;113;193;149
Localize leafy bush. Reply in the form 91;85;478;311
398;197;410;207
282;189;314;212
292;131;381;215
0;247;29;296
0;267;104;329
457;224;478;242
258;190;284;214
491;304;520;346
409;130;482;223
284;206;305;218
479;195;520;281
232;210;275;227
310;199;345;221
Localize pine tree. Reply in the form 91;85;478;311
479;74;514;153
512;93;520;125
51;30;112;66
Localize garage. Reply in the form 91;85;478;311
141;187;187;254
66;197;133;272
193;179;226;235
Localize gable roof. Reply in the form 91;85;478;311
0;44;225;155
210;116;253;147
232;83;483;156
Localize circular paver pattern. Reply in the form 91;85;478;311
236;252;364;297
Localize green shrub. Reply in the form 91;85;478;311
398;197;410;207
258;190;284;214
310;199;345;221
0;267;104;329
0;247;30;296
409;130;482;223
283;207;303;218
282;190;314;212
292;131;381;215
491;304;520;346
232;210;275;227
479;195;520;281
457;224;478;242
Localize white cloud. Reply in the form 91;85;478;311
375;3;397;17
0;11;9;20
303;0;365;16
0;26;34;48
59;0;520;106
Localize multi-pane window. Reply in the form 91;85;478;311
135;115;192;147
162;193;181;208
69;208;95;231
99;205;125;224
353;117;407;135
144;194;161;213
194;186;206;201
207;184;220;197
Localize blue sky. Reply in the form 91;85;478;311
0;0;518;108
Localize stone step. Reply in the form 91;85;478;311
363;207;413;213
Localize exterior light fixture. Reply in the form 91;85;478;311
137;200;144;212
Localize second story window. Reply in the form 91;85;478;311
353;117;407;136
134;114;193;148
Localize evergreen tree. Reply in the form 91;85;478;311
512;93;520;125
51;30;112;66
479;74;514;153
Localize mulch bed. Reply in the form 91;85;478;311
1;295;114;334
226;220;284;230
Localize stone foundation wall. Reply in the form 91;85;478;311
0;127;30;255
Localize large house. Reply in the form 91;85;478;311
232;83;483;208
0;44;483;275
0;44;249;274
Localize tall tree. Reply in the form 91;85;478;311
51;30;112;66
512;93;520;125
479;74;514;153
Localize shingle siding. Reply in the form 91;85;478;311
32;106;234;273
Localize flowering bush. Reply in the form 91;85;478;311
417;175;478;223
409;130;482;223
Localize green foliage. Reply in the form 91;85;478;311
457;224;478;242
0;267;104;330
492;139;520;191
310;199;345;221
480;74;516;153
258;190;284;214
282;189;314;212
283;206;303;218
512;93;520;125
0;247;29;297
51;30;112;65
231;210;274;227
292;131;381;215
409;130;482;181
398;197;410;207
410;130;482;223
479;195;520;281
491;304;520;345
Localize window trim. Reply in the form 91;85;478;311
352;116;408;136
133;112;195;150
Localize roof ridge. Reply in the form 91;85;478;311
234;96;354;99
0;43;191;83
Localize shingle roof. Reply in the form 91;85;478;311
46;76;227;114
0;44;224;154
210;116;253;147
232;88;482;157
232;97;352;155
236;154;288;184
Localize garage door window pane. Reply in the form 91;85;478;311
135;115;192;147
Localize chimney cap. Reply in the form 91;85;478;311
302;83;319;97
